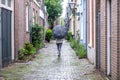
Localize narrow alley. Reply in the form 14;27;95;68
0;41;105;80
0;0;120;79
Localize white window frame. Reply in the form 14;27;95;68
26;5;29;32
0;0;13;10
88;0;92;47
32;9;35;23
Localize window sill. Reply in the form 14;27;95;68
26;31;30;33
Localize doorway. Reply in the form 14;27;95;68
1;8;12;67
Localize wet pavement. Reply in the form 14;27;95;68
0;40;105;80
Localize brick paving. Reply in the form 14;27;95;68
0;40;105;80
22;40;105;80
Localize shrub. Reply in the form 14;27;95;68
65;31;72;41
39;43;44;48
18;42;37;61
45;29;52;42
32;23;43;49
18;48;27;60
24;42;37;55
70;39;78;49
70;39;86;59
76;44;86;58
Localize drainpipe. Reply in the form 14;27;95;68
86;0;88;55
43;5;46;47
12;0;15;62
0;8;2;69
29;0;33;43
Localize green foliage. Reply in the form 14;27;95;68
32;23;43;49
46;29;53;39
70;39;86;58
24;42;37;55
60;18;65;26
45;0;63;29
76;44;86;58
18;42;37;61
18;48;27;60
66;32;72;41
70;39;78;49
39;43;44;48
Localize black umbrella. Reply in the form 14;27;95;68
53;25;68;39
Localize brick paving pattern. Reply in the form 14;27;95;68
22;41;105;80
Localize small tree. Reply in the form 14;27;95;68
45;0;63;29
31;23;43;49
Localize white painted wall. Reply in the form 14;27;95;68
79;0;87;46
87;47;95;64
87;0;95;65
79;0;83;41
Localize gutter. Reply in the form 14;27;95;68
86;0;88;55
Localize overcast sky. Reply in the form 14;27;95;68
61;0;68;18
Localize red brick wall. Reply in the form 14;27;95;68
100;0;120;79
100;0;107;75
87;0;90;44
14;0;19;60
39;17;44;26
14;0;30;60
111;0;120;79
14;0;44;60
118;1;120;79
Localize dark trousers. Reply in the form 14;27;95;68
56;43;62;54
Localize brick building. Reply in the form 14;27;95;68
14;0;44;60
0;0;46;68
14;0;30;60
100;0;120;80
87;0;120;79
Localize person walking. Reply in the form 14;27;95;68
56;39;63;57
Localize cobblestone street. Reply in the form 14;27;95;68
0;41;105;80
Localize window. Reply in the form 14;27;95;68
1;0;12;7
7;0;11;7
36;11;38;23
32;9;35;23
1;0;6;5
26;6;29;32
